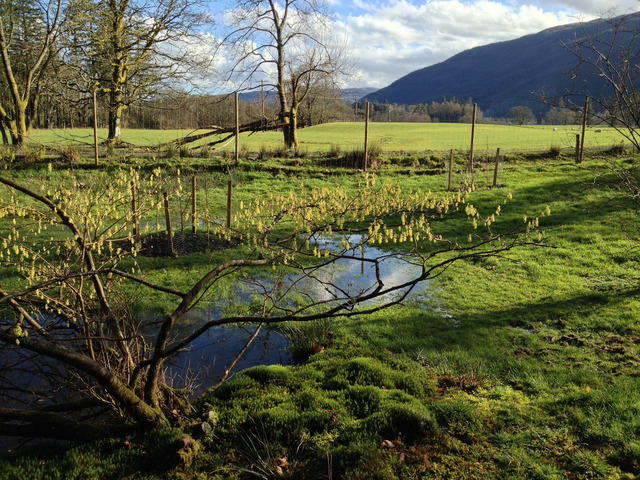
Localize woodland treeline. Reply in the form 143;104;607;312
46;91;582;131
43;93;500;130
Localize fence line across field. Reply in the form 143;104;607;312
33;94;627;161
132;159;508;257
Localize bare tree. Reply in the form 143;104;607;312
0;0;64;145
62;0;213;144
220;0;352;149
561;13;640;149
298;78;347;126
0;169;541;440
552;13;640;244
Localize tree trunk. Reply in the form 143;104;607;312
0;13;53;147
107;6;127;145
0;119;9;145
14;99;29;145
283;108;298;149
0;328;168;429
108;89;123;143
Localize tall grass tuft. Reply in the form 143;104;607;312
179;145;193;158
549;145;561;157
199;143;211;158
329;143;342;159
340;142;382;169
258;144;272;160
163;143;177;159
59;144;81;165
18;144;45;163
239;143;249;159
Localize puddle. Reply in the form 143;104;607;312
272;233;431;305
1;234;438;415
164;322;292;396
156;234;435;392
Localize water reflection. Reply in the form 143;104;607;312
286;233;430;304
162;234;432;392
165;322;291;396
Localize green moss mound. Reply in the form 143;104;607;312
199;348;438;475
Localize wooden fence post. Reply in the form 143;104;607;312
448;149;454;191
579;96;588;163
205;174;210;246
178;188;184;234
93;88;99;167
227;179;233;229
469;103;477;175
131;181;139;242
493;148;501;188
261;80;265;126
575;134;581;164
192;175;197;235
363;101;370;171
235;91;240;166
163;192;175;256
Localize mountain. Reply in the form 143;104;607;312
363;14;640;117
341;87;378;102
238;90;277;104
239;87;378;104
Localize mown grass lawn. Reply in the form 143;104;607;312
1;149;639;479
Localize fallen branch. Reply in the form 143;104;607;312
155;117;288;148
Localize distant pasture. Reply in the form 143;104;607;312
29;122;628;155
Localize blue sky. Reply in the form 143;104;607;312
328;0;639;88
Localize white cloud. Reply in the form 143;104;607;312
537;0;638;16
336;0;638;88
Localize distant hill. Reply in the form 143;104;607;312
238;90;277;104
341;87;378;102
239;87;378;104
363;14;640;118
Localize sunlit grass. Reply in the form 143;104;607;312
29;122;628;155
2;152;640;478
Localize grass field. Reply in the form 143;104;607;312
29;122;629;155
1;150;640;478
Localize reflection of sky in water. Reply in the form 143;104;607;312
164;234;432;393
291;253;427;303
165;322;291;396
284;233;430;304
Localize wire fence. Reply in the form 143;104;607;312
126;162;507;258
34;97;631;158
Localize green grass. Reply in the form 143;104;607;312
1;151;640;478
28;122;629;155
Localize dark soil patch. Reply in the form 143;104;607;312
139;231;240;257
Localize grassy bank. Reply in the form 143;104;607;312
1;150;639;479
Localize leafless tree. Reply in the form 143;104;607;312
0;0;64;145
219;0;353;149
62;0;213;144
562;13;640;150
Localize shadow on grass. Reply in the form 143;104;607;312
360;282;640;375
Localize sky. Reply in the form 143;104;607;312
329;0;640;89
